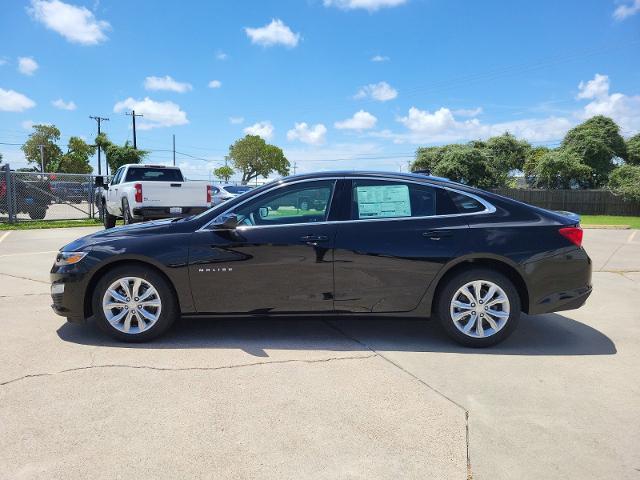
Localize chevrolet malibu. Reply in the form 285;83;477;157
50;171;592;347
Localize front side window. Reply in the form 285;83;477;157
223;180;335;227
110;168;124;185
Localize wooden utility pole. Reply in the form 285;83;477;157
172;134;176;166
89;115;109;175
126;110;143;149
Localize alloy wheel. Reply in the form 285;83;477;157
449;280;510;338
102;277;162;334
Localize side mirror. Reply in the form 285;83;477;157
212;213;239;230
94;176;105;188
258;207;269;219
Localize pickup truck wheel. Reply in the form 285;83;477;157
28;206;47;220
122;199;134;225
103;203;116;229
93;265;178;342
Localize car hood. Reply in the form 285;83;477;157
60;218;178;252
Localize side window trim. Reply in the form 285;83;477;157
198;177;495;231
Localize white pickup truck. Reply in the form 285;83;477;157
96;164;212;228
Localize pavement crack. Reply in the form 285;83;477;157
322;319;472;478
0;353;377;387
0;272;49;284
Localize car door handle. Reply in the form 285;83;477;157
422;230;453;240
300;234;328;243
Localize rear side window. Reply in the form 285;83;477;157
125;168;184;182
351;180;440;219
448;191;486;213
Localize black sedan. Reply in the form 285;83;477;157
50;171;592;347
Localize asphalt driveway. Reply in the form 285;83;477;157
0;226;638;479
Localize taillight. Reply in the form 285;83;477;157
134;183;143;203
206;185;212;204
559;226;583;247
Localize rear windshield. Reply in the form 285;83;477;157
225;186;253;194
125;167;184;182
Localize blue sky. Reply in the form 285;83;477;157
1;0;639;180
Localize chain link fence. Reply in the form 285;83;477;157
0;165;98;223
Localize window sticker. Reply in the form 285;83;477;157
356;184;411;219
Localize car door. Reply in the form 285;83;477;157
107;167;124;214
333;178;469;313
188;179;338;314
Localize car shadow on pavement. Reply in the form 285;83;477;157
57;312;616;357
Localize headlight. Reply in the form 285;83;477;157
55;252;88;266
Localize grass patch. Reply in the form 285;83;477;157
0;218;107;230
580;215;640;229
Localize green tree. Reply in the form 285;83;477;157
21;124;63;172
626;133;640;165
608;164;640;201
431;145;501;189
528;150;592;189
56;137;96;174
227;135;290;184
95;133;148;172
412;146;449;172
523;146;551;185
482;133;531;173
214;165;234;182
561;116;627;187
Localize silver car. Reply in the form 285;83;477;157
211;184;253;205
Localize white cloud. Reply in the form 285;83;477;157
453;107;483;117
0;58;7;66
216;51;228;60
613;0;640;19
52;98;76;110
113;97;189;130
287;122;327;145
244;121;274;140
393;106;572;143
371;55;390;62
229;116;244;124
208;80;222;89
576;73;640;132
0;88;36;112
576;73;609;100
27;0;110;45
22;120;35;130
245;19;300;48
323;0;407;11
144;75;192;93
354;81;398;101
335;110;378;130
18;57;38;76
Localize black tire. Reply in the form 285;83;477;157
103;202;117;229
28;206;47;220
122;198;134;225
435;268;521;347
92;265;178;342
96;200;104;222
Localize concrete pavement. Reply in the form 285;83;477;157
0;226;639;479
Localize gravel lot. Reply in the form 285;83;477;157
0;227;638;479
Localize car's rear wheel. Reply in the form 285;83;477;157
436;268;520;347
92;266;178;342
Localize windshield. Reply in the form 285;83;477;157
125;167;184;182
224;186;253;194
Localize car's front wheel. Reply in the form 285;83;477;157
436;268;520;347
92;266;178;342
